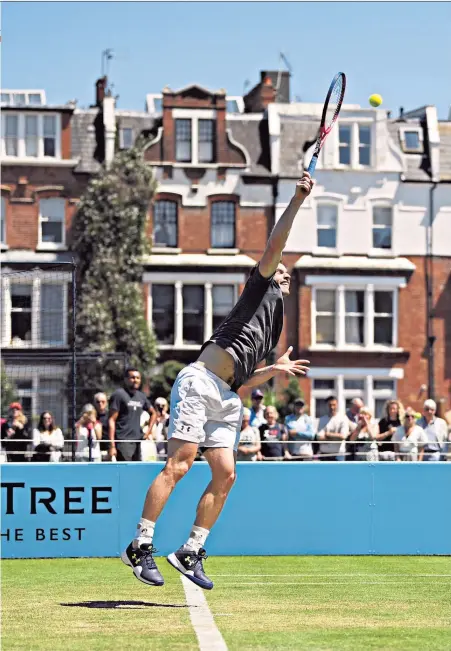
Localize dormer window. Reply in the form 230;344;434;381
400;127;423;153
174;111;216;164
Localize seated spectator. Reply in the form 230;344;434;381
94;392;109;457
376;399;404;461
284;398;315;461
416;399;448;461
345;398;364;461
348;406;379;462
32;412;64;462
152;397;170;461
258;406;286;461
250;389;266;428
316;396;349;461
75;404;102;462
1;402;30;463
392;407;428;461
237;408;261;461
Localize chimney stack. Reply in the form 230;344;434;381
95;76;108;107
243;70;290;113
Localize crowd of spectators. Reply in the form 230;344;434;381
1;373;451;463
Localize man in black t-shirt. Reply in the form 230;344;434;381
109;369;155;462
122;172;314;591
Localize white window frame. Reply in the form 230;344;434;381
5;364;68;429
315;201;339;253
144;272;243;350
1;272;70;348
38;197;66;250
336;119;373;169
399;126;424;153
119;127;134;150
310;367;401;420
1;112;61;160
371;204;393;253
1;90;46;107
309;275;404;352
146;94;243;115
172;109;216;165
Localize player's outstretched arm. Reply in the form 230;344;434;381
243;346;310;388
259;172;314;279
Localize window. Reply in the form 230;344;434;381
5;368;67;429
1;113;59;159
212;285;234;331
119;127;134;150
43;116;56;157
338;125;351;165
312;284;397;349
1;196;5;244
311;373;397;420
401;129;423;153
317;204;337;248
38;379;65;427
1;91;45;107
315;290;335;344
151;285;175;344
359;125;371;166
198;119;215;163
1;275;69;348
405;131;420;150
372;207;392;249
11;284;33;343
3;115;18;156
14;93;26;106
25;115;38;157
28;93;42;106
338;123;372;167
153;201;177;247
211;202;235;248
148;276;240;349
344;290;365;345
175;119;192;162
183;285;204;344
39;198;65;246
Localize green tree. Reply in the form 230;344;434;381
72;141;157;400
148;360;185;401
1;362;17;416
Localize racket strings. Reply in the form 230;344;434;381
325;77;345;131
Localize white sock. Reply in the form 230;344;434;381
133;518;155;548
185;525;210;553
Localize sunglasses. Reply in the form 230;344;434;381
405;415;415;419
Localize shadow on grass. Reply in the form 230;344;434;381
61;600;192;609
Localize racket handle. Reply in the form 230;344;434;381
307;155;318;176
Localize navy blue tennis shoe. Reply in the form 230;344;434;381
167;545;213;590
121;542;164;586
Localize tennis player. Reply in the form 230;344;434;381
122;172;314;589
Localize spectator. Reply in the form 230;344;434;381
284;398;315;461
75;404;102;462
445;407;451;462
345;398;364;461
32;412;64;462
258;406;286;461
348;406;379;462
392;407;428;461
151;397;170;461
416;399;448;462
1;402;30;462
108;368;156;462
249;389;266;428
140;410;158;461
94;392;109;458
316;396;349;461
376;399;404;461
237;408;261;461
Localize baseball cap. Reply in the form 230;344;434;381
251;389;264;399
294;398;305;407
9;402;22;411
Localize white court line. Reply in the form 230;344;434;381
226;581;451;586
181;575;228;651
210;573;451;578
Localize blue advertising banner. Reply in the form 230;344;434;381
1;462;450;558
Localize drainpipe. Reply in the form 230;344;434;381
426;182;437;401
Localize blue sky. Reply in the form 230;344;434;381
2;2;450;118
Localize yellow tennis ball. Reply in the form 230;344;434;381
369;93;383;107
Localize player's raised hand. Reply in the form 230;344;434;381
294;172;314;200
274;346;310;377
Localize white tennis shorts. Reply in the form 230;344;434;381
168;362;243;450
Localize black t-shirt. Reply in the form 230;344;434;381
109;388;151;441
259;422;285;458
378;417;401;453
97;411;109;440
201;266;284;391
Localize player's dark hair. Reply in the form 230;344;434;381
326;395;338;403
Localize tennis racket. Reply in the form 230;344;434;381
307;72;346;176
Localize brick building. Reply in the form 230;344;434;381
1;74;450;423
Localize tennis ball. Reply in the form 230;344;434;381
369;94;383;108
